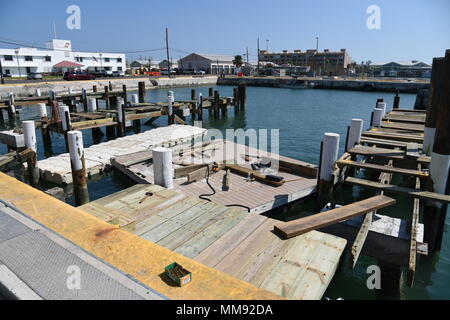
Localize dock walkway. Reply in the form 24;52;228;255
80;184;347;300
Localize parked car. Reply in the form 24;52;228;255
27;72;43;80
63;71;96;81
112;71;125;77
91;70;112;78
2;73;12;78
194;70;206;75
160;69;177;75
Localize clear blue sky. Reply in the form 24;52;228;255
0;0;449;64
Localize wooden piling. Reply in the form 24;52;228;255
424;51;450;252
93;85;97;93
191;89;196;101
167;91;175;125
153;147;174;189
109;81;113;91
138;81;146;103
198;93;203;121
423;58;444;155
209;88;214;97
233;87;239;114
104;86;110;109
116;97;125;137
393;90;400;109
238;83;247;110
68;131;89;206
7;93;16;119
213;90;220;118
82;88;87;112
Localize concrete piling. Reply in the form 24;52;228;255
152;147;174;189
22;120;39;186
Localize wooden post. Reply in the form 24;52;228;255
346;119;363;151
116;97;125;137
214;90;220;118
68;131;89;206
104;86;110;109
7;92;16;119
423;57;444;155
35;88;41;97
393;90;400;109
82;88;87;111
209;88;213;97
239;83;247;110
38;103;52;153
59;105;71;151
167;91;175;125
372;108;383;128
109;81;113;91
138;81;146;103
130;94;141;133
191;89;196;101
93;85;97;93
0;108;4;124
198;93;203;121
233;87;239;114
152;147;174;189
22;120;39;186
315;133;340;211
424;51;450;252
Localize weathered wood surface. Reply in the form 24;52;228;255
111;140;318;214
336;159;429;178
362;130;424;143
274;195;396;239
348;145;430;163
345;177;450;204
80;184;347;300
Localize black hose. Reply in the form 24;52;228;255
199;167;251;213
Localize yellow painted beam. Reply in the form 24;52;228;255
0;172;281;300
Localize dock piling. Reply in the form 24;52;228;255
198;93;203;121
372;108;383;128
168;91;175;125
346;119;363;151
68;131;89;206
393;90;400;109
315;133;340;211
213;90;220;118
138;81;146;103
152;147;174;189
22;120;39;186
116;97;125;137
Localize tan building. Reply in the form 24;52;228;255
259;48;352;76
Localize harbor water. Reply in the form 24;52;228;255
0;85;448;299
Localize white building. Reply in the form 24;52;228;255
178;53;236;74
0;39;126;77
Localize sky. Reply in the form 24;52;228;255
0;0;449;64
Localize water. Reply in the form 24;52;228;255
1;85;448;299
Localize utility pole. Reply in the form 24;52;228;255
0;59;4;84
246;47;249;63
257;38;260;71
266;39;269;51
165;28;171;75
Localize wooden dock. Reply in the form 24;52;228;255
79;183;347;300
35;125;206;185
112;139;318;214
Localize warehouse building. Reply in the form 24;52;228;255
178;53;236;74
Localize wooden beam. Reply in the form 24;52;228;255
336;159;429;178
187;165;210;183
274;195;396;239
362;131;423;143
225;164;284;187
408;165;421;287
345;177;450;204
175;164;209;179
348;145;430;164
406;143;420;159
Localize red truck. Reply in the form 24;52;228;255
63;71;96;81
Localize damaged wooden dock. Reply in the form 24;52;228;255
79;183;347;300
112;139;318;214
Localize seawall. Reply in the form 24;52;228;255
218;76;429;93
0;76;219;97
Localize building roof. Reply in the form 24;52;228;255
372;60;431;67
181;53;236;63
53;61;84;68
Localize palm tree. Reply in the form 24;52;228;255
233;55;244;68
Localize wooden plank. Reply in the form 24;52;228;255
381;122;424;132
195;213;268;266
225;164;284;187
348;145;430;163
351;212;372;267
362;131;423;143
174;207;246;258
126;111;162;121
360;137;412;149
274;195;396;239
187;165;210;182
408;165;421;287
336;159;429;178
345;177;450;203
174;164;209;179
